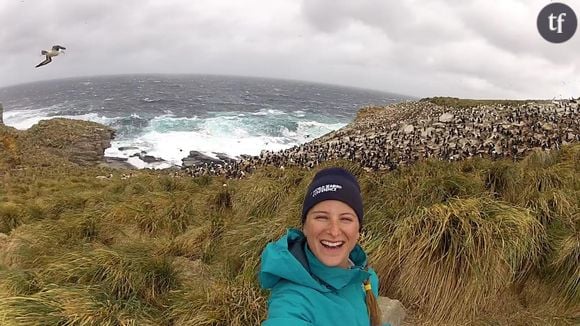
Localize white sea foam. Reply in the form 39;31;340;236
58;113;116;126
251;109;285;116
3;105;65;130
4;107;117;130
105;112;346;169
3;109;51;130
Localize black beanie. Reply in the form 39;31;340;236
301;167;363;227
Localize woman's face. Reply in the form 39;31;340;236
303;200;360;268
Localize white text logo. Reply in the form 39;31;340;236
312;184;342;197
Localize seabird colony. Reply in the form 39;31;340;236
181;100;579;179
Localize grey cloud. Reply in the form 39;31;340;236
0;0;578;99
301;0;470;45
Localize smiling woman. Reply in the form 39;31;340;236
259;167;386;326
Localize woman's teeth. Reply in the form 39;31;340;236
321;240;344;248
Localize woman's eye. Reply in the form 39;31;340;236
314;216;328;220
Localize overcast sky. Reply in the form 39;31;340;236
1;0;578;99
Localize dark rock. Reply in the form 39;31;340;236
182;150;223;168
127;151;164;163
214;152;235;162
100;156;135;169
118;146;139;151
142;155;164;163
104;156;128;162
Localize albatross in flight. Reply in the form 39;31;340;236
35;45;66;68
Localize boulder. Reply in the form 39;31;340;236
439;112;454;123
118;146;139;151
182;150;223;168
378;296;406;326
402;124;414;134
101;156;135;170
214;152;235;162
142;155;164;163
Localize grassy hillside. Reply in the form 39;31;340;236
0;124;579;325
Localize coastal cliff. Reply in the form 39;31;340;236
0;118;115;168
26;118;115;166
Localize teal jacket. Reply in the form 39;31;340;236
259;228;385;326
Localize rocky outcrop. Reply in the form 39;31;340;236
25;118;115;166
182;150;228;168
127;151;165;164
0;103;4;125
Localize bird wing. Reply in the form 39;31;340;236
35;56;52;68
52;45;66;50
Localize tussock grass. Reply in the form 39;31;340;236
482;160;520;199
209;186;232;213
516;153;575;225
166;220;225;264
168;277;267;326
0;143;578;325
236;173;297;220
1;211;121;268
105;193;199;236
39;244;178;305
362;160;486;234
543;214;580;303
549;231;580;301
0;270;41;296
373;198;545;323
24;200;51;221
0;203;24;234
0;286;163;326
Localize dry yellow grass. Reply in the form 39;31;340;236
0;130;578;325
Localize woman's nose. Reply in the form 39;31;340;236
327;219;341;236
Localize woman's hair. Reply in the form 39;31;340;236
363;278;382;326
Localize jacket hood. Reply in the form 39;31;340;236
259;228;370;292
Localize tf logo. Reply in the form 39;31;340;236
537;2;577;43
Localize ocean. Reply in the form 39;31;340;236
0;74;407;169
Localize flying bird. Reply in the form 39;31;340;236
35;45;66;68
